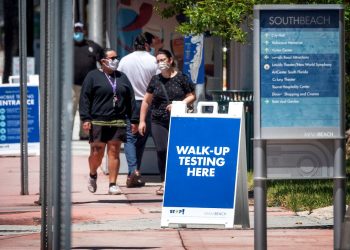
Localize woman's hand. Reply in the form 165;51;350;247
138;121;146;136
82;121;91;133
131;124;138;134
166;103;172;112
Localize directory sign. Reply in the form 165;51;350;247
256;6;343;139
0;84;40;155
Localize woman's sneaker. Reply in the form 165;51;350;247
108;184;122;195
88;176;97;193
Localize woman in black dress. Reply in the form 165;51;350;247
138;49;196;195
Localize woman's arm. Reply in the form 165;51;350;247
166;91;196;112
79;73;93;132
138;92;153;136
182;91;196;105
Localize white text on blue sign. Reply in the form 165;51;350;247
176;146;230;177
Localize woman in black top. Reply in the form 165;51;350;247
80;48;139;195
139;49;196;195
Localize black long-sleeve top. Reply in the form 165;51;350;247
79;69;139;124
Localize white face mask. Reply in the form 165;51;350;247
158;61;170;71
106;58;119;71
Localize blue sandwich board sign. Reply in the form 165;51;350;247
161;102;249;228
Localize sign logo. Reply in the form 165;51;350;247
169;209;185;215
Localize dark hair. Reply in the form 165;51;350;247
100;48;115;62
157;49;176;67
133;32;153;51
143;32;155;45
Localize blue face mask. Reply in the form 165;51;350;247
73;32;84;42
150;47;155;56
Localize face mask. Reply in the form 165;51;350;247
158;61;170;71
150;47;155;56
106;58;119;71
73;32;84;42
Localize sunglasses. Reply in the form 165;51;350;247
106;56;120;60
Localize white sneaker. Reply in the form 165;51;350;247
108;185;122;195
88;176;97;193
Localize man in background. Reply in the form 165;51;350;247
73;22;103;140
118;32;158;187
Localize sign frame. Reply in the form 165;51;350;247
161;102;249;229
253;5;345;250
254;4;345;140
0;83;40;155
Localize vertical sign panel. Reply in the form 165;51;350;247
0;84;40;155
183;35;205;84
259;8;341;139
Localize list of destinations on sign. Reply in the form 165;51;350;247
0;85;40;144
259;9;341;138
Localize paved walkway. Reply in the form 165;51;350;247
0;141;337;249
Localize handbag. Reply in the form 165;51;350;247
159;82;170;104
159;82;193;113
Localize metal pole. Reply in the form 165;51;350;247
18;0;28;195
106;0;117;50
73;0;76;22
51;0;73;249
335;8;346;250
39;0;53;248
252;6;266;249
333;139;346;249
254;139;267;250
79;0;85;23
88;0;103;46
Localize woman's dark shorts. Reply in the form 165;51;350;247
89;124;126;143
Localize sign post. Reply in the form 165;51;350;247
254;5;345;250
161;102;249;229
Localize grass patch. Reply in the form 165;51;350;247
248;160;350;213
247;171;254;191
266;179;338;213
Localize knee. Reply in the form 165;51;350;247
91;150;103;158
107;144;121;159
90;145;105;160
107;152;120;161
89;151;104;162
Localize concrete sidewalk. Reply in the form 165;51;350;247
0;142;335;249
